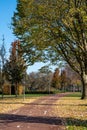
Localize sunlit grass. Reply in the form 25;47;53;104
0;97;38;113
65;92;81;97
54;93;87;130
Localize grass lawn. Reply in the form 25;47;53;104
0;93;49;98
54;92;87;130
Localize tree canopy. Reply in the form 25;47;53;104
12;0;87;99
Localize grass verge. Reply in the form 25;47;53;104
54;92;87;130
0;93;49;98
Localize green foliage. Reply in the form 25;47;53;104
39;65;52;74
4;59;26;84
12;0;87;72
12;0;87;98
12;0;47;65
28;71;53;92
3;41;27;85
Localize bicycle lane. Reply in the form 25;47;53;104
0;93;66;130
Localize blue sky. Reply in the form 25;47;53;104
0;0;57;73
0;0;17;54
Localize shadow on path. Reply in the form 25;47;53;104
0;114;87;128
0;114;62;125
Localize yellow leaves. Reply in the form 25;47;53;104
54;95;87;129
0;98;37;113
56;96;87;117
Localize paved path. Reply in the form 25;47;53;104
0;94;66;130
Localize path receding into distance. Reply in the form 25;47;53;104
0;93;66;130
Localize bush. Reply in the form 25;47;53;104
3;83;11;95
25;91;54;94
17;84;23;95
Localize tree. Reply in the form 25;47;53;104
39;65;52;93
51;68;61;89
65;65;81;92
39;65;52;74
12;0;46;65
28;70;53;92
4;41;27;96
12;0;87;99
60;70;67;92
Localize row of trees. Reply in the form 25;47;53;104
51;65;81;92
0;38;81;96
23;65;81;93
12;0;87;99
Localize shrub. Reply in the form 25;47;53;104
3;83;11;95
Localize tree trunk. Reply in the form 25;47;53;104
15;83;18;97
81;72;87;99
1;86;4;99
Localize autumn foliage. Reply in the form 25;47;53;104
51;65;81;92
51;68;61;89
4;40;26;95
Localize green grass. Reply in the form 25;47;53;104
24;93;49;97
0;92;82;99
0;93;49;99
0;90;55;99
65;92;81;97
67;119;87;130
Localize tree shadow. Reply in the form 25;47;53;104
0;114;87;128
0;114;62;125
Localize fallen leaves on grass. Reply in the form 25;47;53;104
54;97;87;130
0;98;37;113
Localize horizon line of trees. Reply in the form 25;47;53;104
0;38;81;97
